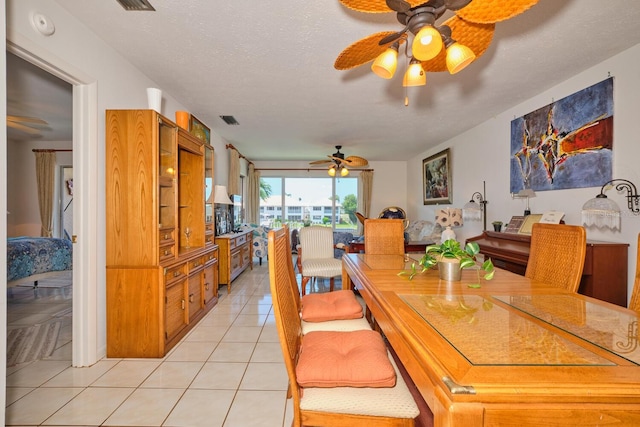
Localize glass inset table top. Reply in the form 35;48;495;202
400;294;615;366
494;295;640;365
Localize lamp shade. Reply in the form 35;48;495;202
403;59;426;87
213;185;232;205
435;208;463;228
412;26;443;61
371;43;399;79
328;166;336;177
462;200;482;221
581;196;621;230
340;167;349;177
446;42;476;74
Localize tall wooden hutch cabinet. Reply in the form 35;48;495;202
106;110;219;358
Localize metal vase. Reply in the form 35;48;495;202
438;259;462;282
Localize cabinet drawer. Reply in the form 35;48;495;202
236;234;247;245
205;232;214;246
230;250;241;272
164;263;187;286
159;244;176;262
204;250;217;265
189;256;205;273
159;229;175;244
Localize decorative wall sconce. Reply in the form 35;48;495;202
435;207;463;243
511;188;536;216
463;181;488;231
581;179;640;230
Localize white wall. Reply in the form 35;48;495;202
408;43;640;302
254;159;408;224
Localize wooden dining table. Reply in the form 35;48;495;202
341;253;640;427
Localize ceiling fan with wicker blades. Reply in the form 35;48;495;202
7;115;49;135
310;145;369;176
335;0;539;90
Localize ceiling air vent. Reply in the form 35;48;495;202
220;115;239;125
115;0;155;11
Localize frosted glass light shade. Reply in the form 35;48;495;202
403;60;426;87
462;200;482;221
446;42;476;74
328;167;337;177
581;196;621;230
412;26;443;61
371;44;399;79
340;167;349;177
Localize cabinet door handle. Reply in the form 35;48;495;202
204;282;210;290
181;299;185;310
164;249;170;256
189;293;194;303
173;271;181;277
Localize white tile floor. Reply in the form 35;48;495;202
5;260;301;426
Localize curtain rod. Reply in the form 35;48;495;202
256;168;374;172
225;143;253;165
32;149;72;152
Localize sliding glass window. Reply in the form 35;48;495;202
259;176;357;232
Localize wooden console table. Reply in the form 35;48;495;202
349;240;432;254
467;231;629;307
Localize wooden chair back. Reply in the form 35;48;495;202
364;219;405;255
525;223;587;292
629;233;640;312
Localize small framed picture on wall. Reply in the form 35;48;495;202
423;148;452;205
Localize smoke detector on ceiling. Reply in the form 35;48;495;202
115;0;155;11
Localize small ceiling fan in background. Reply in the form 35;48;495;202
7;115;49;135
310;145;369;176
334;0;539;90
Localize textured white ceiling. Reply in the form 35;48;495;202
10;0;640;162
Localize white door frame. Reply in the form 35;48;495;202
7;38;100;367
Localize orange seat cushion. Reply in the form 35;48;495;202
296;330;396;388
300;290;363;322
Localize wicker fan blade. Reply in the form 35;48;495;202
344;156;369;167
455;0;539;24
339;0;425;13
444;0;473;10
421;16;494;72
309;158;332;165
7;115;48;125
335;32;402;70
7;121;42;135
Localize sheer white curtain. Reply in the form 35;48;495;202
35;151;56;237
228;148;240;195
246;164;260;224
357;170;373;235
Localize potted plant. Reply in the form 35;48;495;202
492;221;503;232
399;239;494;287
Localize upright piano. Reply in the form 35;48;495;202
467;231;629;307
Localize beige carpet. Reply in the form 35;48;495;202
6;321;62;367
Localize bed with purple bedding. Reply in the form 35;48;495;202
7;237;73;286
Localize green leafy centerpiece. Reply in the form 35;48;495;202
399;239;494;287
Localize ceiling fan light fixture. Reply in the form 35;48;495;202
371;42;399;79
403;59;426;87
328;166;337;177
411;25;443;61
340;167;350;177
446;42;476;74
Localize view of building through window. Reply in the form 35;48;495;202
259;177;358;231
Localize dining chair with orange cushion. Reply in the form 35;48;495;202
525;223;587;293
628;233;640;312
267;227;419;427
364;218;405;255
273;226;369;334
